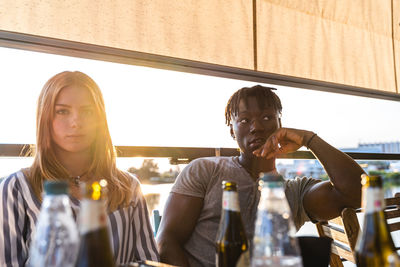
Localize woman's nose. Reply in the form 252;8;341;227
70;112;83;128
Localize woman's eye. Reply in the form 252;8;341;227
82;109;94;116
263;116;270;121
55;109;68;115
239;118;248;123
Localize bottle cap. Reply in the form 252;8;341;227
43;181;68;195
361;174;382;188
222;180;237;191
81;179;108;200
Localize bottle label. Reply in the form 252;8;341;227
222;191;240;212
364;187;384;213
79;199;108;235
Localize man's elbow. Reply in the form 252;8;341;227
156;231;187;266
156;233;171;259
342;188;362;210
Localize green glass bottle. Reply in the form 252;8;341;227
215;181;248;267
355;175;400;267
76;180;115;267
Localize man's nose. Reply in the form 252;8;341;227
250;119;264;133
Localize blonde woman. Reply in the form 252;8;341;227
0;71;159;266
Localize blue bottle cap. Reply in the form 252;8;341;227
44;181;68;195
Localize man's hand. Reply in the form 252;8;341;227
254;127;364;221
252;128;315;159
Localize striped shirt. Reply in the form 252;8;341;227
0;170;159;266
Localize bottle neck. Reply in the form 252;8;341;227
222;190;240;212
362;186;385;214
42;194;71;213
79;198;108;235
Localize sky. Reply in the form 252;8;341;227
1;46;400;160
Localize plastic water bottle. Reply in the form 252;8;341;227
251;173;303;267
29;181;79;267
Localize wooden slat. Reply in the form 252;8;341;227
330;216;344;226
388;221;400;232
331;242;355;263
329;253;344;267
321;225;349;245
385;197;400;206
341;208;360;251
385;208;400;219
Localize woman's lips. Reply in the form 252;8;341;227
67;134;85;139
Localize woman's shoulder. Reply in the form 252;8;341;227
0;169;31;196
120;170;142;193
117;170;144;208
121;170;140;186
1;169;28;185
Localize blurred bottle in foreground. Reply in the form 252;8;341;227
29;181;80;267
355;174;400;267
76;180;115;267
251;173;303;267
215;181;248;267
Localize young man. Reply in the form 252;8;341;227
156;85;364;267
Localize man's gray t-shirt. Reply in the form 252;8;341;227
170;156;320;267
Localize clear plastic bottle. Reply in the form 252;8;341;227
251;173;303;267
29;181;80;267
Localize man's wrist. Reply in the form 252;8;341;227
305;132;317;148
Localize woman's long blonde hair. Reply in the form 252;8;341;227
28;71;133;211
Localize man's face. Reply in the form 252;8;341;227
230;96;281;158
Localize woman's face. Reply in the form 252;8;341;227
51;85;98;154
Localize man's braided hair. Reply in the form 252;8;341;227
225;85;282;126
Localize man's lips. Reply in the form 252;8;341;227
249;138;266;148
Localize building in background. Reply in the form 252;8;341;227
277;142;400;180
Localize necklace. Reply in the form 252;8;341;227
70;171;88;186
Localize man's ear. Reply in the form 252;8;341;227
229;124;235;140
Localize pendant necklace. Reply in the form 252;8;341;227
70;171;88;186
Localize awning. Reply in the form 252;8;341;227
0;0;399;97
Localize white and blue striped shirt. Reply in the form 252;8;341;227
0;170;159;266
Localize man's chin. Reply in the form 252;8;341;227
248;144;263;153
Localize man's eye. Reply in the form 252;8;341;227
239;118;249;123
263;115;270;121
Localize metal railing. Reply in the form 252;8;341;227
1;144;400;164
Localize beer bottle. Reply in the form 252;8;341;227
75;180;115;267
215;181;248;267
355;174;400;267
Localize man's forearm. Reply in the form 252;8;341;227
307;134;364;207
